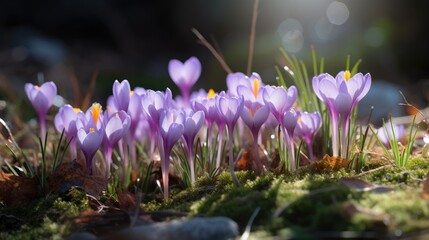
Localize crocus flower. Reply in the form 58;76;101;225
168;57;201;107
78;127;103;175
263;86;297;124
159;109;184;200
112;80;131;112
125;91;143;167
141;89;174;159
101;111;131;177
263;85;298;170
226;72;247;96
294;111;322;160
77;103;104;174
283;109;298;170
25;81;57;141
377;122;404;148
182;110;205;184
236;74;265;105
240;103;269;174
313;70;371;158
54;105;84;160
192;89;220;167
216;95;244;186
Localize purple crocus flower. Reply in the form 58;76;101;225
159;109;185;200
124;91;142;168
377;122;404;148
263;85;298;170
168;57;201;107
54;105;84;160
141;89;174;159
313;70;371;158
112;80;131;112
283;109;298;170
226;72;247;96
101;110;131;177
183;110;205;184
216;95;244;186
25;81;57;141
294;111;322;160
78;127;103;175
236;75;265;105
192;90;231;170
263;86;297;124
240;103;269;174
77;103;104;174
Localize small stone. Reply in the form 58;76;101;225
68;232;97;240
106;217;239;240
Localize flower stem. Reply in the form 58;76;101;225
253;133;263;175
104;147;113;177
341;117;350;159
216;125;225;169
306;139;314;160
38;114;46;143
162;147;171;200
227;126;240;187
330;112;339;157
70;138;77;160
188;144;195;184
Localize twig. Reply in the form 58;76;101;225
191;28;232;74
240;207;260;240
398;91;429;125
81;69;99;111
356;164;394;177
246;0;259;76
210;34;225;60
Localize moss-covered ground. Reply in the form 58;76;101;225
2;157;429;239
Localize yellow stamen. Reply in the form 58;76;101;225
89;127;95;133
344;70;351;81
35;85;41;90
130;90;134;97
297;115;302;123
253;79;260;97
73;108;80;113
207;89;216;99
90;103;102;125
116;113;119;118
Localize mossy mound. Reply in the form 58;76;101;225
0;187;90;239
142;157;429;238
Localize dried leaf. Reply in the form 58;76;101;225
117;190;137;210
339;177;393;193
0;171;38;206
48;161;107;198
312;154;350;173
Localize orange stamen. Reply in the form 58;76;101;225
90;103;102;125
253;79;260;97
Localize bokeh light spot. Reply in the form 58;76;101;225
326;1;349;25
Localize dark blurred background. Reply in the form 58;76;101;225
0;0;428;122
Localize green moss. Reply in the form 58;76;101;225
358;191;429;233
0;188;91;239
0;217;70;240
